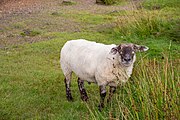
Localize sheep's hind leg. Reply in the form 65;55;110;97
77;78;88;101
98;85;106;111
64;72;73;101
107;86;116;103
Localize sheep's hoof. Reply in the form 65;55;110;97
67;96;73;101
107;98;111;103
98;104;104;111
81;95;89;102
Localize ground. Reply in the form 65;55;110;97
0;0;135;48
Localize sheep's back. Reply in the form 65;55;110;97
60;39;115;82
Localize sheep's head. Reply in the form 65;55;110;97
110;43;149;67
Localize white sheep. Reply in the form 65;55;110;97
60;39;148;110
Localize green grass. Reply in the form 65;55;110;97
0;32;179;119
114;8;180;41
142;0;180;10
51;11;114;25
0;0;180;119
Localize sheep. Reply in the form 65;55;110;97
60;39;149;110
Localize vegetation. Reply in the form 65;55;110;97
87;57;179;119
96;0;126;5
142;0;180;10
0;0;179;119
61;0;77;6
20;29;41;37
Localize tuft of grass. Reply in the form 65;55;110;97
61;0;76;6
51;12;62;16
12;22;26;29
96;0;126;5
165;20;180;43
86;56;180;119
20;29;41;37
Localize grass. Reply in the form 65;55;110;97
142;0;180;10
86;57;179;119
20;29;41;37
0;0;180;119
51;11;114;25
114;7;180;41
0;33;179;119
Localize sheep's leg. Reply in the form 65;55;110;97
77;78;89;101
107;86;116;103
64;73;73;101
98;85;106;111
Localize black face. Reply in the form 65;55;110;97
110;43;149;67
119;46;135;66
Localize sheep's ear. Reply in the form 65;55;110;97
133;44;149;52
110;45;121;55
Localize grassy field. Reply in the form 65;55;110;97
0;0;179;119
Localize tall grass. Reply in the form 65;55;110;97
86;56;179;119
113;0;180;42
115;9;179;40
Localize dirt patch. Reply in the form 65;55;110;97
0;0;46;15
0;0;139;48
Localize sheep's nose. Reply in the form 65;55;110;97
124;58;131;62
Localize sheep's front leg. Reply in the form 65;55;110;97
107;86;116;103
98;85;106;111
77;78;88;101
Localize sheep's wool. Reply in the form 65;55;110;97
60;39;135;87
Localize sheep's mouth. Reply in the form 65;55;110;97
121;60;133;67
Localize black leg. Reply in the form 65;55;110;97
77;78;88;101
107;86;116;103
64;78;73;101
98;85;106;111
